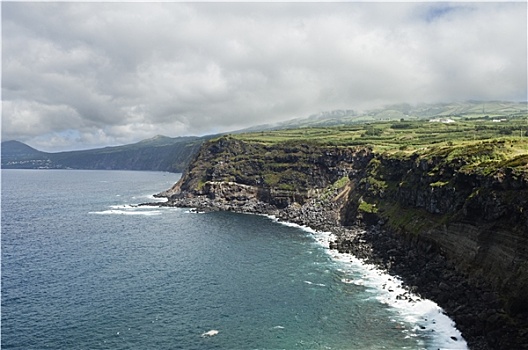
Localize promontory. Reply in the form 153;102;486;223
155;119;528;349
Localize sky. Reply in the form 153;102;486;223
2;2;527;152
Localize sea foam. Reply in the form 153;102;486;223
89;204;164;216
201;329;219;337
89;209;162;216
266;216;468;350
319;231;467;350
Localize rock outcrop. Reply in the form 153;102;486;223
156;135;528;349
160;135;373;212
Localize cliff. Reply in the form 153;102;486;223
159;135;528;349
342;144;528;349
160;136;372;209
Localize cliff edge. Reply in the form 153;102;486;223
158;135;528;349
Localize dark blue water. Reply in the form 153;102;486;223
1;169;466;349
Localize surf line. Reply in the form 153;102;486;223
264;214;468;350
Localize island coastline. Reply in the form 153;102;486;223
146;192;500;350
145;133;528;350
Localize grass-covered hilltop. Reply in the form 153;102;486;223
160;113;528;350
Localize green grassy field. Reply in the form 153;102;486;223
235;116;526;148
229;115;528;174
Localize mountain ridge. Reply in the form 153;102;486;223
1;135;208;172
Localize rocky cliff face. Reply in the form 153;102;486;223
159;135;528;349
351;151;528;311
341;149;528;349
161;135;373;210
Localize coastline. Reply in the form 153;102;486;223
144;131;528;350
147;195;489;349
267;215;468;349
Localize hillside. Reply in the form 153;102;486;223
239;100;527;131
1;136;207;172
1;140;44;158
158;115;528;349
0;140;51;169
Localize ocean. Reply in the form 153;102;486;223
1;169;467;349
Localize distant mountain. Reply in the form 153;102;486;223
1;136;210;172
239;101;527;132
0;140;52;169
1;140;45;159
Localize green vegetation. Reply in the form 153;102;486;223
358;200;378;214
320;176;350;202
377;202;440;236
195;114;526;206
251;101;526;131
229;115;528;175
233;115;528;152
430;180;449;188
332;176;350;190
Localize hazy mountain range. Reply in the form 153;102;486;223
1;136;208;172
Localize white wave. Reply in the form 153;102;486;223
109;204;137;209
254;213;466;349
184;209;206;214
304;280;326;287
90;201;179;216
264;215;324;235
89;209;162;216
201;329;219;337
311;230;468;350
132;194;168;203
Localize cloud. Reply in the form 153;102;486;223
2;2;526;151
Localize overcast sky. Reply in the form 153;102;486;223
2;2;527;152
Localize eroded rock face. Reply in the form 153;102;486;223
340;151;528;349
350;152;528;313
157;135;528;349
161;136;373;208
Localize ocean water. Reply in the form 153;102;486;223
1;169;467;350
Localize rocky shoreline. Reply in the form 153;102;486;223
147;192;528;350
340;227;525;350
144;135;528;349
